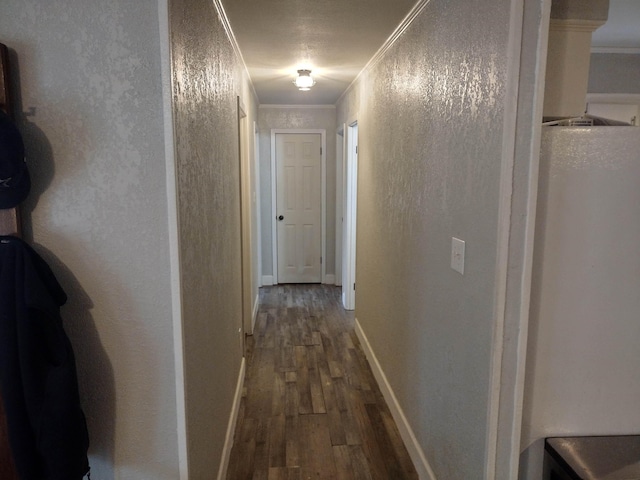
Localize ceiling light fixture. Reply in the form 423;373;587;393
293;69;315;91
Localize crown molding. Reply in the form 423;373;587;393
549;18;606;32
336;0;432;105
212;0;259;103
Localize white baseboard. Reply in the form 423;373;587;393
354;318;437;480
324;274;336;285
217;357;246;480
262;275;274;286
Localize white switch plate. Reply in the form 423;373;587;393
451;237;465;274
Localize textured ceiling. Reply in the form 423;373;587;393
220;0;638;106
220;0;418;105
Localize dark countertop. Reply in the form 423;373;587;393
546;436;640;480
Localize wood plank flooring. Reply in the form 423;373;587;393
226;285;418;480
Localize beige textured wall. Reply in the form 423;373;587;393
0;1;180;478
2;0;258;477
336;0;514;477
588;53;640;93
523;127;640;445
169;0;257;476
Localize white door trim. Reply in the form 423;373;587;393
335;124;346;286
237;97;252;340
342;121;358;310
486;0;549;477
271;129;327;284
254;121;262;288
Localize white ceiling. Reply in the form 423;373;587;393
219;0;417;105
220;0;638;106
591;0;640;49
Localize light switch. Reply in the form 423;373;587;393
451;237;465;275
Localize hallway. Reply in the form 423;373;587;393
226;285;418;479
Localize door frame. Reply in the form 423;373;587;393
342;121;358;310
270;129;327;284
237;97;253;340
488;0;550;477
254;121;262;289
335;124;346;286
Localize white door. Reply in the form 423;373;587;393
276;133;322;283
335;125;346;286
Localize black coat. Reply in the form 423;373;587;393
0;236;89;480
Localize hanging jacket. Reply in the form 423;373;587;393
0;235;89;480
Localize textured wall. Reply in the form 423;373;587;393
588;53;640;94
0;1;179;478
169;0;256;475
258;106;337;279
523;127;640;447
336;0;511;477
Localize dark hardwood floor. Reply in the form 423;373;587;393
226;284;418;480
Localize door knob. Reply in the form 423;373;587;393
278;215;284;221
